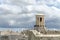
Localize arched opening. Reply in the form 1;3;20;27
40;17;42;22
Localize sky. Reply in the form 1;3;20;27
0;0;60;31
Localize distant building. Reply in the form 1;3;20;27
0;30;28;40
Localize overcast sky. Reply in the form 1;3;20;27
0;0;60;31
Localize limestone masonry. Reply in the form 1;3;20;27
22;14;60;40
34;14;60;34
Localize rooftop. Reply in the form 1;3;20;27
30;30;60;37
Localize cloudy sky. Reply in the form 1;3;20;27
0;0;60;31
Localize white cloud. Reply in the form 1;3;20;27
0;0;60;29
8;20;15;26
0;4;22;13
57;0;60;2
26;5;33;11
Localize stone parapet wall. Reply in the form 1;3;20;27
33;37;60;40
46;30;60;34
26;30;60;40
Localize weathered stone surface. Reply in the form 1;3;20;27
23;30;60;40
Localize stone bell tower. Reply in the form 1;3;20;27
34;14;46;34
